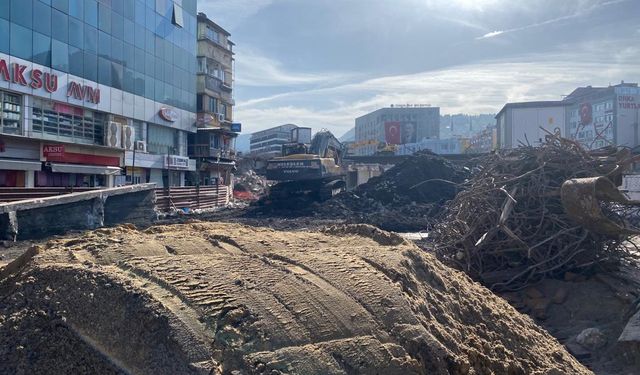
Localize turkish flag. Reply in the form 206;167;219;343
385;122;401;144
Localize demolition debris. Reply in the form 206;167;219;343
317;151;469;231
432;134;640;291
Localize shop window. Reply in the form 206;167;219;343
0;91;22;135
31;98;106;145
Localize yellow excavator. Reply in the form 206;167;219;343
266;130;345;203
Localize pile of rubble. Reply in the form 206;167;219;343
318;151;469;231
233;169;270;201
432;134;640;291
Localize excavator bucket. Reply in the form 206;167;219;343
561;176;640;237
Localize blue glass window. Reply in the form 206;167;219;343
135;1;145;25
0;19;8;53
111;62;123;89
69;0;84;20
111;13;123;40
145;74;154;98
84;24;97;54
123;67;134;93
134;47;144;73
11;0;33;28
111;38;123;64
84;52;97;81
10;23;32;60
52;39;69;72
68;17;83;48
123;43;135;68
123;0;135;21
134;23;145;49
145;52;154;76
98;4;111;33
68;45;83;76
52;0;68;13
145;30;154;53
0;1;9;20
98;57;111;85
32;32;52;66
33;0;52;36
84;0;98;27
51;9;68;43
134;71;144;96
112;0;124;15
123;18;134;45
98;31;110;58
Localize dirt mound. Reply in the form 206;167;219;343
0;222;588;374
318;151;469;231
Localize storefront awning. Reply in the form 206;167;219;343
0;159;42;171
50;163;122;175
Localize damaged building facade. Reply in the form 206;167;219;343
188;12;239;190
0;0;198;188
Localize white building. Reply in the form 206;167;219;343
495;101;567;149
249;124;298;158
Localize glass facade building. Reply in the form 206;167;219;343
0;0;197;112
0;0;198;188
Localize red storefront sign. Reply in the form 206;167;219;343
159;107;178;122
43;144;65;157
0;58;100;104
42;145;119;166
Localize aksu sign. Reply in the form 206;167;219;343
0;59;100;104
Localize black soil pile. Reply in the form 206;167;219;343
317;151;469;231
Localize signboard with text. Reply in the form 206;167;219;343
43;144;65;157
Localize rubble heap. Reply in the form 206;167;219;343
433;134;640;291
233;169;270;200
319;151;469;231
0;222;589;374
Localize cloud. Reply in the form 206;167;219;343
478;30;504;39
234;48;351;87
198;0;277;29
235;47;640;134
475;0;631;39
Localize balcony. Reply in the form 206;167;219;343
188;144;236;160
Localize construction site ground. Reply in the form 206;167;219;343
0;215;639;374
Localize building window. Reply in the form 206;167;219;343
205;26;220;44
172;4;184;27
31;99;105;145
147;124;179;155
0;91;22;135
131;120;144;142
209;97;218;113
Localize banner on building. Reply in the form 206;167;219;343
385;121;417;145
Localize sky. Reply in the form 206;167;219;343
198;0;640;137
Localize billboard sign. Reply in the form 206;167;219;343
385;121;417;144
231;123;242;132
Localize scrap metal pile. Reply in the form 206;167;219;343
433;134;640;291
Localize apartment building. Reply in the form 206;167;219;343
0;0;199;188
188;12;239;186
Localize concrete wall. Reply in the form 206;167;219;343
0;184;157;241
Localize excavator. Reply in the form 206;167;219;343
265;130;345;204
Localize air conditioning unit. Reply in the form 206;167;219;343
135;140;147;152
105;121;122;148
122;125;135;151
217;113;225;122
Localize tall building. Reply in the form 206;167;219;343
249;124;299;158
496;82;640;150
354;106;440;156
188;13;238;186
0;0;197;188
